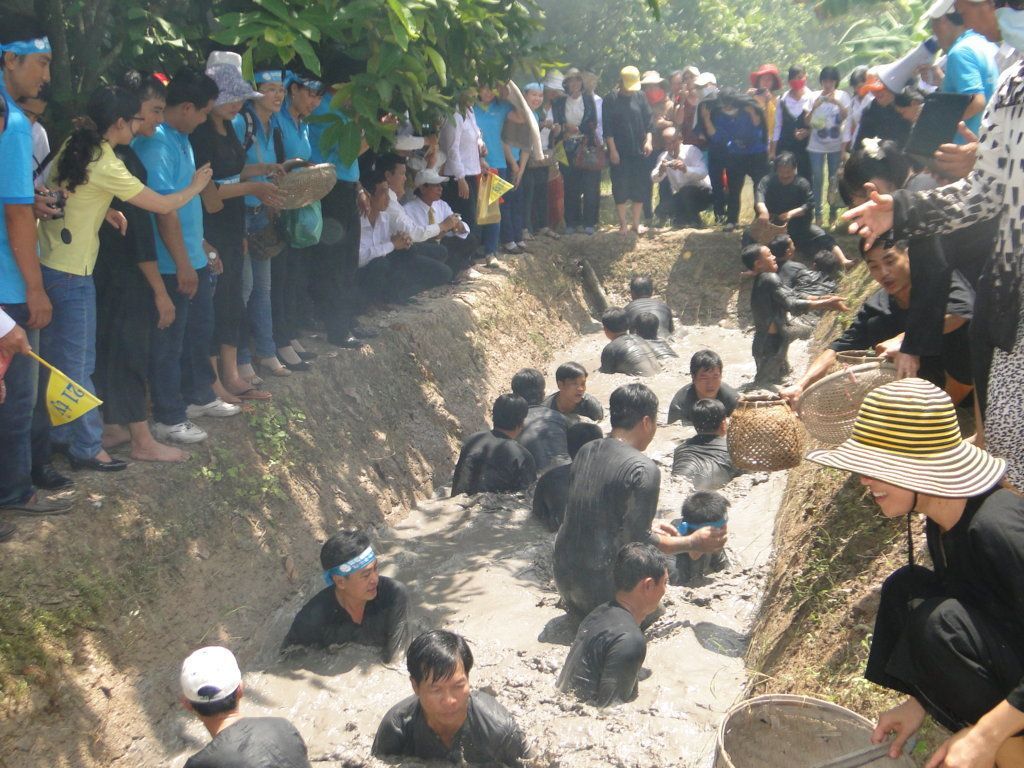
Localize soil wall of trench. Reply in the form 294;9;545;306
2;228;780;767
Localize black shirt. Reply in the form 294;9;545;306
556;601;646;707
624;298;674;337
673;549;729;585
600;335;662;376
282;576;410;663
95;146;156;291
777;259;808;290
372;691;533;766
532;463;571;532
671;434;739;490
554;438;660;616
602;91;653;158
518;405;570;475
754;175;821;247
542;392;604;422
645;338;678;360
854;100;911;150
667;382;739;425
751;271;808;335
791;268;837;298
190;119;247;249
184;717;311;768
451;429;537;495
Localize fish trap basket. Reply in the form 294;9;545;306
800;361;898;446
728;394;806;472
747;218;789;245
830;349;882;371
278;163;338;210
713;694;916;768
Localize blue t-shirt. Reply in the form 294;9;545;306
275;102;312;161
232;107;278;207
0;91;36;303
474;100;513;170
943;29;999;140
309;99;360;182
132;124;206;274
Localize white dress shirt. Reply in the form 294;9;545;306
403;196;469;239
358;211;396;268
0;308;14;339
650;145;710;193
440;109;483;180
387;189;441;243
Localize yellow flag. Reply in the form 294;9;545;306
29;352;103;426
553;142;569;167
488;173;515;205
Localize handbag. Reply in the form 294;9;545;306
280;201;323;249
475;173;502;226
573;138;606;172
248;217;285;260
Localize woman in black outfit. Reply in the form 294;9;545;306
772;65;813;183
552;69;601;234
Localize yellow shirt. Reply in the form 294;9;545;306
39;141;146;276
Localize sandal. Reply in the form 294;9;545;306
257;358;292;377
230;388;272;401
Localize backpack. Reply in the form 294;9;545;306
241;108;285;164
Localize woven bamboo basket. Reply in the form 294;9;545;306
278;163;338;210
713;695;916;768
800;361;899;446
728;394;806;472
748;218;789;245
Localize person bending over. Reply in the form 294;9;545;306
554;383;726;617
283;530;411;663
557;543;668;706
667;349;739;425
511;367;569;475
532;421;604;532
180;646;311;768
671;399;740;490
451;394;537;495
372;630;534;766
599;307;662;377
670;492;729;585
767;234;806;289
623;275;674;337
781;237;974;407
793;249;842;297
742;244;847;386
542;361;605;422
631;312;678;360
806;378;1024;768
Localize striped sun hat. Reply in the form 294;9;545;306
806;378;1005;497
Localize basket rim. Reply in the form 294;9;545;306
801;360;898;403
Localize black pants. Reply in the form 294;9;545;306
440;233;481;273
95;271;153;425
270;247;301;347
752;328;790;385
726;152;768;225
355;246;453;304
866;565;1024;732
658;185;712;227
563;165;601;228
708;149;727;219
444;175;479;230
521;166;549;234
312;181;362;342
210;239;245;349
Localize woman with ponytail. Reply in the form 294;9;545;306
37;84;211;472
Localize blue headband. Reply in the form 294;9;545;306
255;70;285;85
1;37;52;56
323;546;376;586
523;82;543;94
675;517;728;536
285;71;323;92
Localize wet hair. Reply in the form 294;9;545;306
613;542;668;592
119;69;167;103
849;65;869;89
690;350;723;377
555;361;587;384
773;151;797;171
819;66;841;84
767;235;792;260
741;244;764;271
692;398;727;435
320;529;371;570
407;629;474;684
492;393;529;431
376;152;406;176
567;422;603;458
166;67;218;109
632;311;660;340
787;65;806;81
190;688;241;718
0;14;47;52
609;382;658;430
511;368;546;405
839;141;909;205
813;249;842;276
56;86;140;193
601;307;630;334
859;235;909;259
681;491;729;524
894;85;926;109
629;275;654;299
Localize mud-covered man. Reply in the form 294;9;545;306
599;307;662;377
283;530;411;663
671;398;739;491
532;421;603;532
542;361;605;423
511;368;569;476
623;275;674;338
667;349;739;425
630;311;678;360
451;394;537;495
670;491;730;585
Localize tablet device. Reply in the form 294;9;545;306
904;92;972;158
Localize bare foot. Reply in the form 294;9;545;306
222;376;255;394
131;441;190;463
95;448;115;462
212;380;243;405
618;225;630;234
102;425;131;450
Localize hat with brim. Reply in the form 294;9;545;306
414;168;448;186
395;135;426;151
620;66;642;92
694;72;718;87
207;64;263;106
806;378;1005;498
544;69;566;92
749;64;782;91
924;0;954;19
640;70;664;85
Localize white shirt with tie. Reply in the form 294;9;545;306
402;196;470;240
650;145;710;193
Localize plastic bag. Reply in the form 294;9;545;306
281;201;323;249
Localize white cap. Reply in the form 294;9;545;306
924;0;955;19
395;135;426;151
206;51;243;72
180;646;242;704
543;69;565;92
694;72;717;87
414;168;448;186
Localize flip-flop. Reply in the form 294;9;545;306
231;388;272;401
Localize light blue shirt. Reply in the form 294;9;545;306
132;124;206;274
943;29;999;140
474;100;513;170
232;107;277;207
309;99;360;182
0;89;37;303
275;102;312;161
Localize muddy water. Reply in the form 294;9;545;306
147;320;808;768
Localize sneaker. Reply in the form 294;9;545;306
503;243;520;254
152;420;208;444
186;399;241;419
583;226;595;235
485;254;501;268
516;240;529;251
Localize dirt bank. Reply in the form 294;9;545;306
1;225;762;767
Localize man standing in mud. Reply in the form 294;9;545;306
543;361;605;423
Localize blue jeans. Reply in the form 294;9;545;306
181;266;216;408
150;275;191;426
0;303;39;505
240;254;274;362
809;150;842;219
39;266;103;461
499;166;525;245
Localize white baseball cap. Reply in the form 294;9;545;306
395;135;426;151
694;72;717;87
180;646;242;704
924;0;955;19
414;168;448;186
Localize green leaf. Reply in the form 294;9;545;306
424;45;446;86
291;35;321;75
386;0;419;37
388;12;410;51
